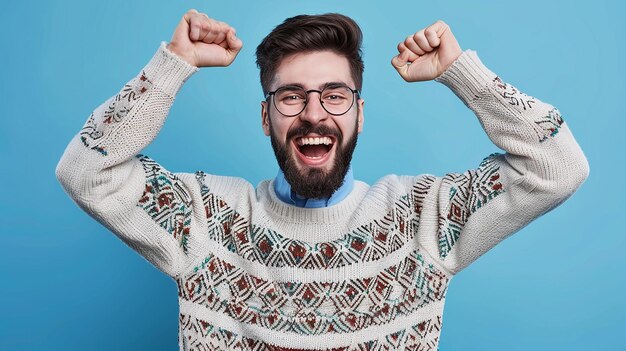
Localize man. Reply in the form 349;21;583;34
57;9;588;350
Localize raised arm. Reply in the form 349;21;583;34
393;21;589;274
55;10;242;278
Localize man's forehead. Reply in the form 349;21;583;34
271;50;355;89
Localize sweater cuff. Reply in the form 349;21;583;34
435;50;497;105
142;42;199;97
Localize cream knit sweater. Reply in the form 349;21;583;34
56;43;589;350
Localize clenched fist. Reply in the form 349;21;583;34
391;20;462;82
166;9;243;67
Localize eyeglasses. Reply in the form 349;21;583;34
266;84;359;117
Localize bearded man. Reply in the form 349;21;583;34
57;9;588;350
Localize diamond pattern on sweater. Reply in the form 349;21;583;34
196;172;437;269
438;154;504;259
179;313;442;350
137;155;192;253
178;249;448;336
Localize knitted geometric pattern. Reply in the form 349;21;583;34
178;250;447;335
438;154;504;259
178;312;442;350
195;172;438;268
135;170;452;348
138;155;193;253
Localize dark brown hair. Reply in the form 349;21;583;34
255;13;364;96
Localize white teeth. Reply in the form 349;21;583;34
297;136;333;146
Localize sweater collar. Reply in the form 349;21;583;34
274;167;354;208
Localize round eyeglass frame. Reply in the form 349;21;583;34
265;85;360;117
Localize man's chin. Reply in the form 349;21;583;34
296;164;332;181
284;150;342;199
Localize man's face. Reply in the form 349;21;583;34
261;50;365;199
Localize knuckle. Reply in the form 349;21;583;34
414;34;427;44
183;9;196;21
435;20;449;31
208;21;220;33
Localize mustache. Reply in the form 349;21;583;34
286;123;342;141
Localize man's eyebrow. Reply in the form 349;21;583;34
277;83;305;90
277;81;351;90
321;81;350;89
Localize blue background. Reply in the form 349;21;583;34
1;1;624;350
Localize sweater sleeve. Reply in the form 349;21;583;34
55;43;200;278
422;50;589;274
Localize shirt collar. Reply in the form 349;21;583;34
274;167;354;208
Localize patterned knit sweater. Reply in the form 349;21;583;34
56;43;589;350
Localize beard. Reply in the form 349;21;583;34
269;118;358;199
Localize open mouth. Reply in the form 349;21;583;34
293;135;335;165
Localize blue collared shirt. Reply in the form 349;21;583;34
273;167;354;208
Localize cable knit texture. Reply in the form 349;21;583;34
56;42;589;350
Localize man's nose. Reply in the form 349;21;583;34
299;93;328;124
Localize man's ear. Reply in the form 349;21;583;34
357;98;365;133
261;101;270;136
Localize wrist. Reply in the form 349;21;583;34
441;50;463;73
165;42;196;67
